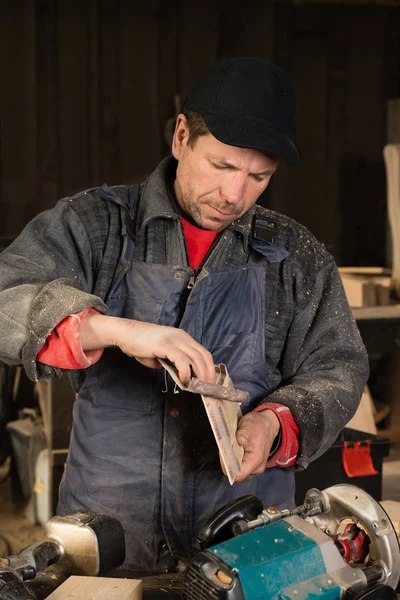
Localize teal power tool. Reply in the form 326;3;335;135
182;485;400;600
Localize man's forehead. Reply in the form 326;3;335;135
204;148;279;173
192;132;276;165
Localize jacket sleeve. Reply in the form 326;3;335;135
0;199;110;381
265;260;369;470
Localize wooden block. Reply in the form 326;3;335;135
383;145;400;291
346;386;377;435
376;286;391;306
370;276;392;287
340;274;377;308
372;276;392;306
46;576;142;600
339;271;394;308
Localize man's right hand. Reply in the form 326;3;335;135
80;312;215;386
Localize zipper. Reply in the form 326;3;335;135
177;230;232;326
187;272;196;290
184;231;232;296
178;217;233;300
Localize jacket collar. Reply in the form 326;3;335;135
137;157;180;230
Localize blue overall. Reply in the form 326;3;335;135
58;184;295;571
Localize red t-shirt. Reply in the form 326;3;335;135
179;216;219;268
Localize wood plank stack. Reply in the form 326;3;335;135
339;267;392;308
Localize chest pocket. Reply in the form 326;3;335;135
181;264;269;404
94;260;190;412
93;348;161;413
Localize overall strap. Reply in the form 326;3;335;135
125;183;141;241
98;182;140;217
98;183;141;294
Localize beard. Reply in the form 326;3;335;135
181;193;242;230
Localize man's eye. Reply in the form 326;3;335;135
252;174;265;182
212;163;226;170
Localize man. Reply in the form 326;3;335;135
0;57;368;571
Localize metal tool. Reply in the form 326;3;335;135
182;484;400;600
158;359;248;403
0;511;125;600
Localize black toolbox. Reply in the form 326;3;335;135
295;428;390;504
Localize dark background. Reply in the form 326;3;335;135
1;0;400;265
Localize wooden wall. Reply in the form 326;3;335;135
1;0;400;265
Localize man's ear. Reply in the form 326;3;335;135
172;114;189;160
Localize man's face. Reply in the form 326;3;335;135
172;115;279;231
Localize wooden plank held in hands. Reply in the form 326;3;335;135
159;359;245;484
383;144;400;293
46;576;142;600
200;364;245;485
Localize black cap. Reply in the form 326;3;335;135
185;57;300;167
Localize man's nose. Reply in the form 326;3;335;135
220;173;246;205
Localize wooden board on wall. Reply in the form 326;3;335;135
58;0;91;198
387;99;400;144
270;3;393;267
290;33;330;245
271;5;339;255
218;0;275;59
98;0;120;186
119;1;160;183
88;0;100;187
339;6;387;266
178;0;219;104
268;2;294;219
1;0;400;250
0;0;37;236
326;9;348;264
158;0;179;158
35;0;60;216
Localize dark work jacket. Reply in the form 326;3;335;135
0;157;369;570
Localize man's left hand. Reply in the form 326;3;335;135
234;410;280;483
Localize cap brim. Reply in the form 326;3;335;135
201;113;301;168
